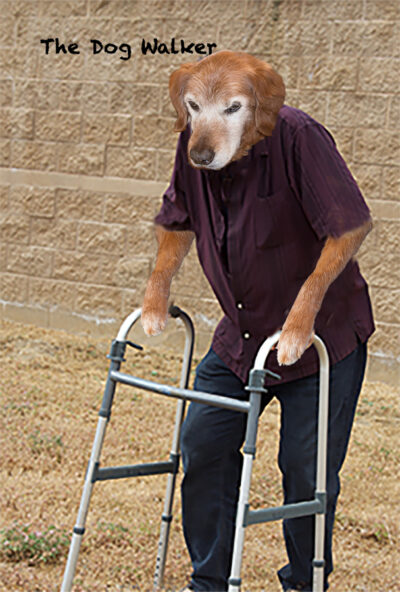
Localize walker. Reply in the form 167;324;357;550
61;305;329;592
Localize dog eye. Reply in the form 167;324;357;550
188;100;200;112
225;102;241;114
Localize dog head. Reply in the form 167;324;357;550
169;50;285;170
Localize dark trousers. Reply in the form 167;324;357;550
180;341;367;591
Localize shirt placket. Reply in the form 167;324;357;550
222;167;253;345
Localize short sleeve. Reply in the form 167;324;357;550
289;123;371;240
154;131;193;232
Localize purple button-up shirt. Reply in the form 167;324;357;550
155;106;374;385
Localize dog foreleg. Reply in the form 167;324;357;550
277;218;372;366
141;226;194;335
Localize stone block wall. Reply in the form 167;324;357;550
0;0;398;383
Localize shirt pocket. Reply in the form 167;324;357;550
255;186;298;249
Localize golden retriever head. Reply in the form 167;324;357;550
169;50;285;170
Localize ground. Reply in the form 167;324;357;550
0;319;398;592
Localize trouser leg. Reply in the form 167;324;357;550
180;349;249;592
275;341;367;591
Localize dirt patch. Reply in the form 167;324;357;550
0;319;399;592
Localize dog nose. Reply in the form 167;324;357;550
190;147;215;166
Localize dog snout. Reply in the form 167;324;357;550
189;146;215;166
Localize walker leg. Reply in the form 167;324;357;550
312;336;329;592
228;452;255;592
61;416;109;592
61;342;124;592
312;512;326;592
228;389;263;592
153;400;186;591
153;308;194;590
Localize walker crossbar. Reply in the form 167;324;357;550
109;370;251;413
92;457;179;482
244;491;327;525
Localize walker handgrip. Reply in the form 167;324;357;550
168;305;183;318
126;340;144;351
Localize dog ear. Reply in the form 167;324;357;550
169;62;194;132
250;64;285;136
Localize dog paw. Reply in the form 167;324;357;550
141;309;167;336
277;327;314;366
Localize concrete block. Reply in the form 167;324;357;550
354;129;399;166
14;80;59;111
351;164;382;200
109;82;134;114
39;0;87;16
133;116;176;150
77;221;126;254
358;58;400;93
122;288;141;318
10;185;55;217
370;286;400;325
0;242;7;271
363;0;400;20
39;50;85;81
362;22;399;57
35;111;81;142
113;256;152;288
9;0;40;16
0;17;17;46
0;109;12;138
133;85;161;116
382;167;399;201
58;82;83;112
82;82;110;113
56;188;105;221
6;245;53;277
0;48;37;78
0;139;11;167
53;250;95;283
103;193;158;224
89;0;132;17
282;20;331;56
0;273;29;302
156;150;176;182
245;0;301;21
82;113;131;145
106;146;156;179
0;184;9;209
388;95;400;130
300;57;358;91
301;0;363;20
28;277;76;309
75;284;123;317
57;143;104;175
327;93;389;129
30;218;78;250
125;222;157;256
12;140;57;171
369;321;400;361
0;79;13;107
297;92;328;126
0;212;30;243
358;220;400;289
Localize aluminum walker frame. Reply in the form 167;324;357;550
61;305;329;592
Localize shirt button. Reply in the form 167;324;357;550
237;302;244;310
243;331;251;340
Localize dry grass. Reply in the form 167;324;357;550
0;318;399;592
